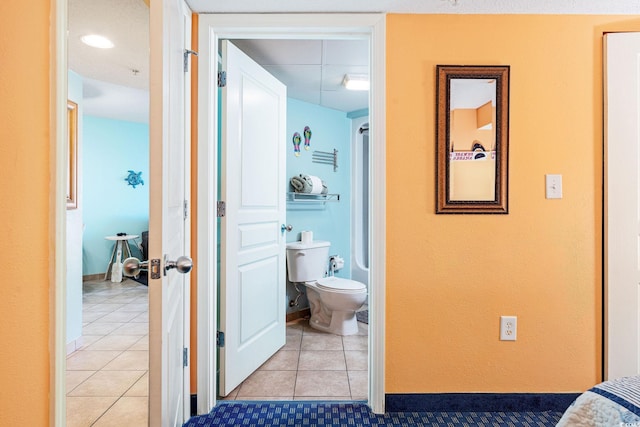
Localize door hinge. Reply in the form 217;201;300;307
218;71;227;87
217;201;226;218
216;331;225;347
183;199;189;220
184;49;198;72
183;347;189;367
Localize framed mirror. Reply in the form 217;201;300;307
436;65;509;214
67;100;78;210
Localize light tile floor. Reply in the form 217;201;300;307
221;316;369;401
68;279;369;425
66;279;149;427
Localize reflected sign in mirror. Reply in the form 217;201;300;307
436;65;509;214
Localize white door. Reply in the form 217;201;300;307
218;40;287;396
149;0;192;425
604;32;640;380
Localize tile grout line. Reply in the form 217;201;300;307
292;325;303;399
341;335;352;400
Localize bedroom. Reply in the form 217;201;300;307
3;1;640;425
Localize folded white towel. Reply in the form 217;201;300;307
309;175;323;194
290;174;328;194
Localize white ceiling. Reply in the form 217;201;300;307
69;0;639;123
230;39;369;113
187;0;639;14
68;0;371;122
68;0;149;122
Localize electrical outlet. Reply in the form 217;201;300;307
500;316;517;341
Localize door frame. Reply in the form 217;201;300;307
50;0;68;424
196;13;387;414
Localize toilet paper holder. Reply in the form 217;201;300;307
329;255;345;273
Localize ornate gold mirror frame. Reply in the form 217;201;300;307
436;65;509;214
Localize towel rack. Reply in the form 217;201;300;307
312;149;338;172
287;192;340;203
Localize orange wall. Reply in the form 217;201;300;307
386;14;640;393
0;0;51;425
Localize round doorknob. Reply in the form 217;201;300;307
165;255;193;274
281;224;293;232
123;257;148;277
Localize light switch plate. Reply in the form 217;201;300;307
545;174;562;199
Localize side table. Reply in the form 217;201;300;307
104;235;139;282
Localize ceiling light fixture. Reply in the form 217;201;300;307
81;34;114;49
342;74;370;91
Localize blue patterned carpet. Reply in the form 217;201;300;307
184;402;562;426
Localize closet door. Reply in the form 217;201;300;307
604;32;640;380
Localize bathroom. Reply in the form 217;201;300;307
220;39;370;400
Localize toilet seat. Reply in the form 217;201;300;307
313;277;366;293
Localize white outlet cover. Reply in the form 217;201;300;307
500;315;517;341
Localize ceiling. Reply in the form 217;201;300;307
68;0;149;122
186;0;638;14
69;0;638;123
229;39;369;113
68;0;370;123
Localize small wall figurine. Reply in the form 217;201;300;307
303;126;312;150
125;170;144;188
292;132;302;157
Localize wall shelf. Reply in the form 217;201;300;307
287;192;340;203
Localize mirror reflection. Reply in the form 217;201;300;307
436;65;509;214
449;78;496;201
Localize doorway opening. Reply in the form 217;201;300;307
195;13;386;415
64;1;152;424
219;38;370;402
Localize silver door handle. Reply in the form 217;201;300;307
123;257;148;277
281;224;293;232
164;255;193;275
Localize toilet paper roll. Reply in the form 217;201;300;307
334;256;345;270
300;231;313;244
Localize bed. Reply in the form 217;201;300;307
557;375;640;426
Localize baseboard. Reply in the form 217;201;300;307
83;273;104;282
191;394;197;416
286;308;310;323
385;393;579;412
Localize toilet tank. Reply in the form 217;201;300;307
286;241;330;282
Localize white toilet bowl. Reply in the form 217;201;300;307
286;240;367;336
304;277;367;336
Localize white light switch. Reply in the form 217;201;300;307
545;174;562;199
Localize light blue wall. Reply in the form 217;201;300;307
82;116;149;275
286;99;352;310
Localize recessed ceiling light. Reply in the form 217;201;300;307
81;34;114;49
342;74;370;91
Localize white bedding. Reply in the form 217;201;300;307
557;376;640;426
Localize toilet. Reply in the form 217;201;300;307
286;240;367;336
